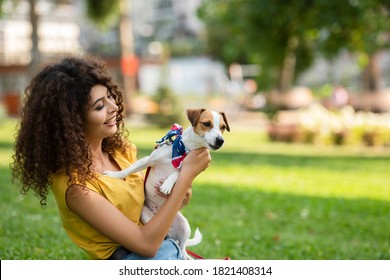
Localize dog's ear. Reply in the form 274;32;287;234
186;108;206;127
220;112;230;132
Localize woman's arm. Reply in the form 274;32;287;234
66;147;210;258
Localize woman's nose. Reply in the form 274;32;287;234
108;99;118;113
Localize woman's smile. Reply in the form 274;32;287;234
85;84;119;142
104;116;117;126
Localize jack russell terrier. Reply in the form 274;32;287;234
104;108;230;259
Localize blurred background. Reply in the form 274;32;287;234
1;0;390;260
1;0;390;145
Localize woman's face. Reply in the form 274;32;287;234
85;84;118;144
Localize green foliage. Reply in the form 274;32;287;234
0;0;4;16
2;119;390;259
313;1;390;56
170;37;207;57
85;0;120;29
198;0;390;90
198;0;318;90
312;83;334;100
145;86;184;128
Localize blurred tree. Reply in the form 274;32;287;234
313;0;390;93
86;0;136;115
145;43;183;128
0;0;136;114
85;0;119;28
198;0;390;93
0;0;41;78
198;0;317;93
28;0;40;77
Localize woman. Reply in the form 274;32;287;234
11;55;210;260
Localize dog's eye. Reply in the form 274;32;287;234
202;122;211;127
221;125;226;131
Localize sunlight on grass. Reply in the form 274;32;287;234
195;161;390;202
0;120;16;168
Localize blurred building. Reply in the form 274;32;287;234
79;0;204;59
131;0;203;57
0;0;80;115
0;0;80;66
0;0;230;117
0;1;80;66
130;0;229;96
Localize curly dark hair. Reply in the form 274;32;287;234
11;55;129;206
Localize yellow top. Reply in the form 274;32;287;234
51;144;145;259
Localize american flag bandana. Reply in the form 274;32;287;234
156;123;188;169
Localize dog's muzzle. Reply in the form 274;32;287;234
209;137;224;150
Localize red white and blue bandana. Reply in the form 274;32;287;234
156;124;188;169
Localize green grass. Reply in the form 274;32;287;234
1;118;390;260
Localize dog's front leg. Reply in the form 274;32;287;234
159;171;179;195
103;155;152;179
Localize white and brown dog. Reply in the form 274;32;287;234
104;108;230;259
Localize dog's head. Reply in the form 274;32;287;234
186;108;230;151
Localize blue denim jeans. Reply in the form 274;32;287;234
120;238;185;260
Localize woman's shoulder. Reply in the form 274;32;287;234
51;169;102;201
51;169;68;185
115;142;138;162
50;169;70;200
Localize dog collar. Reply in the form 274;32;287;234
156;123;189;169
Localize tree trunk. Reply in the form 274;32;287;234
28;0;41;78
363;52;380;94
119;0;137;116
278;36;297;94
278;51;296;94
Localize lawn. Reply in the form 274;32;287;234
1;117;390;260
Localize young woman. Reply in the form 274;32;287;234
11;55;211;260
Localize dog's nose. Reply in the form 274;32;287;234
215;137;224;147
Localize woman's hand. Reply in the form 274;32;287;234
154;181;193;209
181;148;211;181
153;147;210;208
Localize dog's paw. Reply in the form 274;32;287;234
159;172;179;195
159;182;173;195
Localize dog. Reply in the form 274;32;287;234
104;108;230;259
